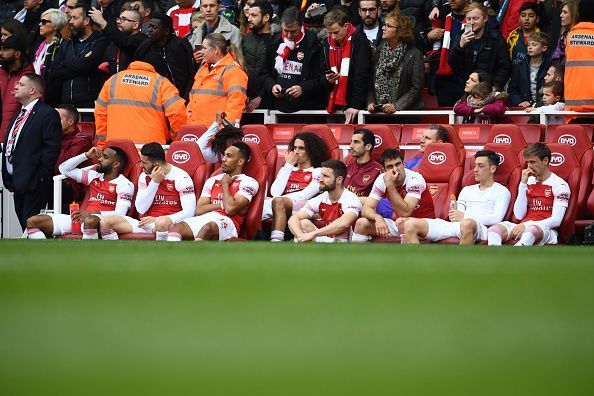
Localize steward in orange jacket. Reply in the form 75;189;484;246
565;22;594;113
187;47;248;127
95;61;187;148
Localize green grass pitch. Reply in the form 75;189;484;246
1;240;593;395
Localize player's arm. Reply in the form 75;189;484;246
287;210;311;239
135;176;159;215
221;176;258;216
196;196;219;215
58;149;100;183
167;178;197;223
524;183;570;229
310;212;359;239
386;185;419;218
269;163;294;197
361;197;381;221
513;169;533;220
196;121;220;163
101;182;134;217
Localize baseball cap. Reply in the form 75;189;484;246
1;36;26;52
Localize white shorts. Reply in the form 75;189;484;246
262;197;306;220
497;221;558;245
384;218;400;237
425;218;488;242
122;215;156;233
48;213;102;235
182;211;238;240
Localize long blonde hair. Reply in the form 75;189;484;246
204;33;245;69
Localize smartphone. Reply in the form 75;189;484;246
324;68;334;74
194;44;203;51
308;3;328;17
373;104;383;112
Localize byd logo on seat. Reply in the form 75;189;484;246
172;150;190;164
428;151;447;165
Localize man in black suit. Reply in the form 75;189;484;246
2;73;62;230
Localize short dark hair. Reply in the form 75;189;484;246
543;81;564;98
519;1;539;15
140;142;166;162
354;128;376;153
549;62;565;81
57;104;80;125
475;149;500;167
289;132;329;168
523;142;551;162
232;141;251;163
321;159;347;181
426;124;449;143
23;73;45;93
107;146;129;170
281;6;302;26
359;0;382;9
380;148;404;166
251;0;273;19
73;3;92;18
474;70;493;84
150;13;173;35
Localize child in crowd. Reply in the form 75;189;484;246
526;81;565;124
508;31;551;108
454;81;508;124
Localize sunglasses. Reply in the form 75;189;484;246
40;19;53;25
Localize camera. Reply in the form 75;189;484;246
308;4;328;18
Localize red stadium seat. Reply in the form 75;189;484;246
358;124;400;164
242;124;278;193
417;143;464;220
454;124;492;145
166;141;210;198
546;123;593;142
267;124;304;145
486;124;528;165
304;123;355;145
177;124;207;143
517;124;544;143
301;124;341;160
79;121;96;140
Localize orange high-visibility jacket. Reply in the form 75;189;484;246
565;23;594;112
187;52;247;126
95;61;187;148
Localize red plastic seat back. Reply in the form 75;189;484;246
400;124;464;165
79;121;96;140
166;141;210;198
267;124;304;145
104;138;143;218
358;124;400;164
305;123;355;145
238;141;268;239
242;124;278;190
487;124;528;157
177;124;207;143
455;124;491;144
417;143;464;220
301;124;341;160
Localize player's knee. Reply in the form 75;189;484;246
154;217;171;232
199;222;217;237
460;219;477;234
271;197;286;212
403;219;419;234
26;216;40;229
100;217;113;229
354;217;369;233
83;215;100;229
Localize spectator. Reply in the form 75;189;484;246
507;2;540;67
1;18;28;47
544;62;564;84
454;79;508;123
238;0;254;36
167;0;199;37
242;0;277;112
0;35;34;141
379;0;397;22
262;6;324;113
131;0;158;23
337;0;362;26
344;128;383;198
432;0;469;106
134;14;195;98
189;0;242;63
95;60;187;147
54;104;92;209
0;1;22;25
96;0;124;27
322;8;371;124
187;33;247;126
33;9;67;79
449;2;511;96
508;31;550;107
550;0;578;63
14;0;49;43
89;7;147;74
357;0;382;48
526;81;565;124
367;11;424;114
299;0;333;37
399;0;431;42
184;9;204;42
49;4;109;109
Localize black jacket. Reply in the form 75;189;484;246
135;34;195;98
39;37;64;108
262;29;325;112
50;31;110;108
322;30;372;110
508;56;550;106
242;30;279;101
449;24;512;94
102;22;147;74
2;100;61;192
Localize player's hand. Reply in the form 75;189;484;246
138;216;156;228
448;209;464;222
71;210;94;223
151;164;166;183
375;217;389;238
459;29;474;48
510;223;526;239
518;101;531;108
521;167;534;183
286;85;303;98
221;173;233;185
272;84;283;98
383;169;398;186
297;231;316;242
285;150;299;166
344;108;358;124
382;103;396;113
85;147;102;160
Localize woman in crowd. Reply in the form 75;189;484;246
551;0;579;63
1;18;28;46
367;11;424;114
454;71;509;124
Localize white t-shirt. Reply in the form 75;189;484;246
363;26;379;43
457;182;511;226
369;168;426;202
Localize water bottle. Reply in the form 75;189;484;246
70;201;81;233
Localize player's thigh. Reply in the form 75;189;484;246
383;218;400;237
121;216;152;233
262;198;273;220
183;212;237;240
424;218;460;241
494;221;516;239
48;214;71;236
533;225;558;245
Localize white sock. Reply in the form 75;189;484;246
487;231;502;246
100;229;119;240
351;232;369;243
156;231;169;241
82;229;98;240
27;228;46;239
270;230;284;242
515;232;536;246
167;232;182;242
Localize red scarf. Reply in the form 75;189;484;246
274;27;305;75
437;13;453;76
326;23;356;113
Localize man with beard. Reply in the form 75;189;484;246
0;35;34;141
50;3;109;109
379;0;398;22
288;159;361;243
24;146;134;239
242;0;277;112
356;0;383;48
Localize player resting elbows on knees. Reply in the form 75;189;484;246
167;142;259;241
487;143;570;246
288;159;361;242
402;150;511;244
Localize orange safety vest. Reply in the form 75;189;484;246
95;61;187;148
565;23;594;112
187;52;248;127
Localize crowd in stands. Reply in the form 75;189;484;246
1;0;593;243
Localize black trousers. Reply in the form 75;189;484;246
13;180;52;230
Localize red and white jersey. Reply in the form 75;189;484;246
201;173;259;230
81;170;134;212
284;168;320;194
302;188;362;239
138;165;194;217
522;173;570;222
167;0;198;37
369;168;435;218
